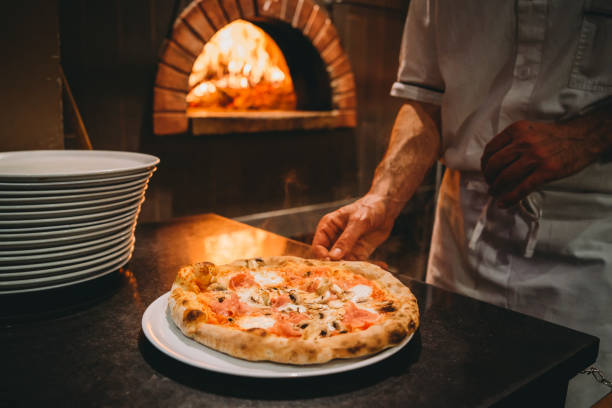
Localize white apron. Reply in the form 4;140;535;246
427;165;612;406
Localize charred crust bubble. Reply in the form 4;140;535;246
289;293;297;303
319;312;324;319
347;343;365;354
320;330;327;337
340;330;348;334
184;309;203;322
218;297;224;303
379;303;397;313
300;323;309;329
304;271;312;277
388;328;407;344
247;328;268;337
228;318;234;322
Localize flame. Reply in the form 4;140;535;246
187;20;297;111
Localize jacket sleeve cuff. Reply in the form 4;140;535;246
390;81;444;105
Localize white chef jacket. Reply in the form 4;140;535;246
390;0;612;406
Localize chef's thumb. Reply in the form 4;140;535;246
329;221;368;260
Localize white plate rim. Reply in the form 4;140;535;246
0;150;159;181
0;242;134;284
0;210;136;239
0;253;132;294
0;227;134;260
0;168;154;190
0;218;135;249
0;236;135;274
0;174;150;197
0;194;144;220
142;292;413;378
0;200;142;227
0;187;146;210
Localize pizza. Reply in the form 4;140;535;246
167;256;419;365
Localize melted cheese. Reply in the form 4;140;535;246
251;270;283;286
348;284;372;302
237;315;276;330
277;303;306;313
236;287;259;304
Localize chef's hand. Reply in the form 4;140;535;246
312;194;398;261
481;119;606;208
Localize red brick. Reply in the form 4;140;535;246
330;72;355;94
238;0;256;19
181;2;216;42
320;39;343;66
201;0;229;30
153;112;189;135
332;92;356;109
304;5;326;40
220;0;241;21
257;0;283;19
326;54;352;79
292;0;313;30
312;18;337;52
171;21;205;57
159;40;197;73
153;87;188;112
155;63;190;92
337;110;357;127
280;0;297;24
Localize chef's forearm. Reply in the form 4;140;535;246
368;101;442;217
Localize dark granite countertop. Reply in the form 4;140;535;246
0;214;598;407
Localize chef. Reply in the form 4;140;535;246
312;0;612;405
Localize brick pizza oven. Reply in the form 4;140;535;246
153;0;357;135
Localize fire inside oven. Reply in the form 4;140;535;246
186;19;297;112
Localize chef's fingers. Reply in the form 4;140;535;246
497;171;543;208
481;146;521;186
329;216;371;260
481;126;516;170
312;210;350;257
488;156;535;196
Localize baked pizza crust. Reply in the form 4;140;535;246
168;256;419;365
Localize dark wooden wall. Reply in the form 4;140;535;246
0;0;63;151
57;0;411;222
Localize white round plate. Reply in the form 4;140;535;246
0;217;135;249
0;187;146;211
0;183;144;205
0;228;133;261
0;169;154;190
142;292;413;378
0;207;138;234
0;236;134;274
0;199;142;227
0;150;159;182
0;251;132;294
0;210;136;239
0;238;134;280
0;174;150;197
0;194;143;220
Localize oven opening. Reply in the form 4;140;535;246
186;19;297;112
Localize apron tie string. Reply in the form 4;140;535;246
519;194;543;258
469;196;493;251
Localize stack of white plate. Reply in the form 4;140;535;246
0;150;159;294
